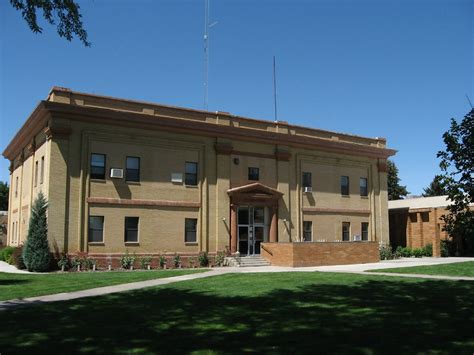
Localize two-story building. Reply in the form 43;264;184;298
3;87;396;265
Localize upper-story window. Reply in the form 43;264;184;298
248;167;259;181
34;161;39;187
361;222;369;241
302;172;312;188
91;153;106;180
360;177;368;197
126;156;140;182
185;162;198;186
40;156;45;184
341;176;350;196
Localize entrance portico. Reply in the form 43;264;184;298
228;183;283;255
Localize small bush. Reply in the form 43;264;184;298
440;240;451;257
400;247;413;258
0;246;15;262
215;251;225;266
120;251;136;269
57;254;71;271
71;256;82;269
82;257;96;270
394;246;403;259
159;255;167;268
189;256;197;268
423;243;433;257
10;246;25;269
139;256;152;269
379;244;394;260
173;254;181;268
198;251;209;267
412;248;424;258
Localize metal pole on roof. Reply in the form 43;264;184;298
204;0;218;111
273;56;278;122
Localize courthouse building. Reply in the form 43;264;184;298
3;87;396;264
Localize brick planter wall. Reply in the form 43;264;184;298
261;242;379;267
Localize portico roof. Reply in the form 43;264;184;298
227;183;283;197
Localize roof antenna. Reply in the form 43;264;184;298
273;55;278;122
204;0;218;110
466;94;473;109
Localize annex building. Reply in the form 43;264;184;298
3;87;396;265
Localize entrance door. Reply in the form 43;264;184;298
238;206;266;255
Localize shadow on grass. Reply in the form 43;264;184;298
0;279;29;286
0;273;473;354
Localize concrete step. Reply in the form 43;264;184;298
224;256;271;267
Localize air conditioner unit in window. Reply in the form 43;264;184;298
110;168;124;179
353;235;361;241
303;186;312;193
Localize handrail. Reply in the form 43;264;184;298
260;244;273;256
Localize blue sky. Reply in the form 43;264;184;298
0;0;472;195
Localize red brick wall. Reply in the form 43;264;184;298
261;242;379;267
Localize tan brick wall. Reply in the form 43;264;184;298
261;241;379;267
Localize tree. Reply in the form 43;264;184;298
0;182;8;211
387;160;409;200
22;192;51;272
422;175;448;197
437;109;474;255
10;0;90;46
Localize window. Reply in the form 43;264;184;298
185;218;197;243
40;156;45;184
342;222;350;241
302;172;312;188
126;156;140;182
91;154;106;180
421;212;429;222
15;176;18;197
341;176;350;196
88;216;104;243
361;222;369;241
248;167;259;181
360;177;368;196
303;221;312;242
34;161;38;187
185;162;198;186
124;217;139;243
409;213;417;223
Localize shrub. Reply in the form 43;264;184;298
400;247;413;258
379;244;394;260
57;254;71;271
412;248;424;258
70;256;82;269
0;246;15;262
22;192;51;272
159;255;167;268
10;246;25;269
440;240;451;257
423;243;433;257
82;257;96;270
215;251;225;266
198;251;209;267
173;254;181;268
120;251;136;269
188;256;197;268
394;246;403;259
139;256;152;269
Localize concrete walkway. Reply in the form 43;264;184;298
0;257;472;310
0;261;32;274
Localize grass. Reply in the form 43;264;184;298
370;261;474;277
0;269;205;301
0;272;473;354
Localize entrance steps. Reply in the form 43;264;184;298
224;255;271;267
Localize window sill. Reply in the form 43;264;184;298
90;179;106;183
88;242;105;246
125;242;140;246
360;196;369;199
185;185;199;189
185;242;198;246
126;181;141;185
341;195;350;198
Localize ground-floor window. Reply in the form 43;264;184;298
88;216;104;243
124;217;139;243
361;222;369;241
303;221;312;241
185;218;197;243
342;222;350;241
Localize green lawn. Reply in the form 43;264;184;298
1;272;473;354
370;261;474;277
0;269;205;301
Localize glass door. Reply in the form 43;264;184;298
238;206;266;255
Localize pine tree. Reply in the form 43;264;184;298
422;175;448;197
387;160;409;200
22;192;51;272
